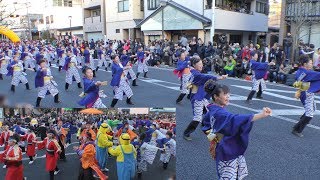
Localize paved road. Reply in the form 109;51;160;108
0;135;175;180
176;77;320;180
0;61;179;108
2;62;320;179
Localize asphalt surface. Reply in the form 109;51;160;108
0;61;179;108
1;62;320;179
0;135;175;180
176;76;320;180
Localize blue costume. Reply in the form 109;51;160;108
110;62;133;101
183;69;218;139
293;68;320;134
203;104;253;179
78;77;106;108
246;60;268;101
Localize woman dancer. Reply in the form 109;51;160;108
110;55;134;107
174;51;191;103
183;56;227;141
78;67;107;108
202;79;272;179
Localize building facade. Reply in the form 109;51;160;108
105;0;144;41
82;0;106;41
139;0;269;45
38;0;83;39
284;0;320;48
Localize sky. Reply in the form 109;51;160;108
4;0;46;15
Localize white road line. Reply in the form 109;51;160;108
229;103;320;130
22;152;77;161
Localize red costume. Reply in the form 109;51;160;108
0;131;11;150
0;145;24;180
37;138;61;171
21;133;36;157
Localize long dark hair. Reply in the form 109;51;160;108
204;79;230;101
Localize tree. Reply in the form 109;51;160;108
0;0;21;27
285;0;320;62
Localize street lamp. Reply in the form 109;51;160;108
68;16;72;38
160;0;167;40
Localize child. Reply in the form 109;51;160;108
174;51;191;104
34;130;62;180
110;55;134;107
157;131;176;169
183;56;227;141
136;47;149;78
20;127;37;164
78;67;107;108
35;60;60;107
292;55;320;137
202;79;272;179
0;133;26;180
7;55;30;92
63;50;82;90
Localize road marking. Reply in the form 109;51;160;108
22;152;77;161
229;103;320;130
232;85;320;103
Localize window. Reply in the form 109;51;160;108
118;0;129;12
46;16;50;24
141;0;144;11
50;15;54;23
64;0;72;7
149;35;160;41
256;1;267;14
92;9;101;17
116;29;120;33
204;0;213;9
148;0;159;10
216;0;251;14
53;0;63;6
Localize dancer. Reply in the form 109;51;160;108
174;51;191;103
136;47;149;78
0;133;26;180
7;55;30;92
74;131;107;180
157;131;176;170
63;50;82;91
34;130;61;180
54;120;67;161
20;127;37;164
202;79;272;179
110;55;134;107
183;56;227;141
96;123;113;172
292;55;320;137
83;47;96;77
108;133;137;180
35;60;60;107
121;50;138;86
72;44;82;66
0;54;9;80
22;48;36;72
96;46;108;72
58;46;66;72
245;51;274;104
78;67;107;108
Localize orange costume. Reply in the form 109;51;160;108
116;128;137;141
76;141;107;180
37;138;61;171
0;145;24;180
80;129;96;141
20;132;36;157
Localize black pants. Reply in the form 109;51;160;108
49;167;59;180
58;139;66;160
78;163;95;180
293;114;312;133
19;146;25;152
29;156;33;161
